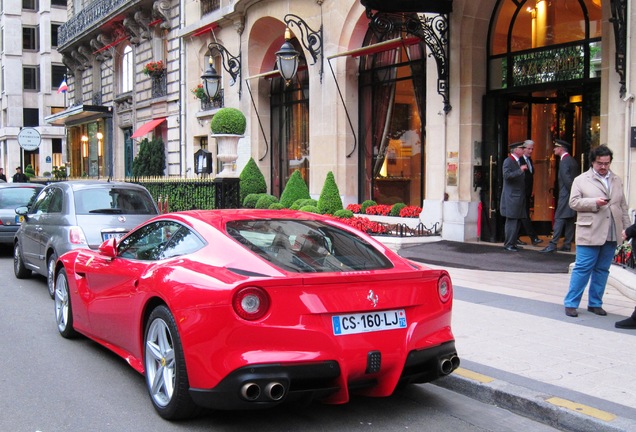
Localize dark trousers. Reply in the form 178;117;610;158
504;218;521;248
548;217;575;248
518;199;537;240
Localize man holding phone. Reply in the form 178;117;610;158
563;145;631;318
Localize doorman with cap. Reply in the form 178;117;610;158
500;141;528;251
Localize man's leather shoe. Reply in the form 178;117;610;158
558;246;571;252
587;306;607;316
540;245;556;253
516;239;527;245
565;307;578;317
504;246;519;252
615;316;636;329
531;238;543;245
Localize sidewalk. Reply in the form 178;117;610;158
380;236;636;431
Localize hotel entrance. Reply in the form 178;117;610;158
480;0;602;243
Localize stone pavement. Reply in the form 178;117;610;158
379;236;636;431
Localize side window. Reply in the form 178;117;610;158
31;188;59;214
48;188;63;213
117;221;195;261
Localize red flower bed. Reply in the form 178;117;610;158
334;216;387;234
399;206;422;218
365;204;392;216
346;203;362;214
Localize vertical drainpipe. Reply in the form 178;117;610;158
179;1;186;176
624;0;633;205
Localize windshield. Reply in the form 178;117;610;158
0;187;39;209
226;219;393;273
74;188;158;215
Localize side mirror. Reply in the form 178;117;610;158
15;206;29;221
98;237;118;259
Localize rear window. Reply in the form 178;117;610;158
226;219;393;273
74;187;158;215
0;187;40;209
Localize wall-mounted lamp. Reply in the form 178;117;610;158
276;13;323;83
96;132;103;157
201;42;241;100
81;135;89;158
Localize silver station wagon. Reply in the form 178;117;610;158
14;181;159;298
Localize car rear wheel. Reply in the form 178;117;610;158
14;242;30;279
47;252;58;299
54;268;78;339
144;305;199;420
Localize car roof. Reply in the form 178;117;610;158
0;183;44;189
42;180;151;192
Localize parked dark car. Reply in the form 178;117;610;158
14;181;159;297
0;183;44;245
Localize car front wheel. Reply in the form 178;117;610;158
14;242;30;279
54;268;78;339
144;305;199;420
47;252;58;299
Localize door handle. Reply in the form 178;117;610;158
489;155;497;217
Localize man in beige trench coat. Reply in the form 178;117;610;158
563;145;631;318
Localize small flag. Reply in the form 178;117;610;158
57;79;68;94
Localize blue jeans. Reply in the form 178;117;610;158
564;241;617;308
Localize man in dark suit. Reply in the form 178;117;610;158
500;141;528;252
541;139;578;253
517;139;542;246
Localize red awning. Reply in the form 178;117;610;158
327;37;420;60
130;117;166;139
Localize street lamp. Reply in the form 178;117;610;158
201;43;241;99
81;135;88;158
275;28;300;85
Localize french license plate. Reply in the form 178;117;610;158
15;215;25;224
102;232;125;241
332;309;407;335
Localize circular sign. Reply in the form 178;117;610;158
17;128;41;151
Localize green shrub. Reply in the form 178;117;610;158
243;193;265;209
291;198;317;210
361;199;377;214
132;137;165;177
269;203;285;210
210;107;247;135
239;157;267;204
334;209;354;218
390;202;407;216
299;205;320;214
280;170;310;208
255;194;279;209
317;171;343;215
25;164;35;178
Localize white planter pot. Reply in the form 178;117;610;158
212;134;243;177
355;214;422;229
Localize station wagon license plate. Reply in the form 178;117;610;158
15;215;25;224
102;232;126;241
332;309;407;335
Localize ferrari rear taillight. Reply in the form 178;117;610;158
233;287;270;320
438;274;452;303
69;226;87;245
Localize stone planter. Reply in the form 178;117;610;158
212;134;242;177
356;214;422;229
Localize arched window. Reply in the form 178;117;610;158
358;29;426;206
121;45;133;94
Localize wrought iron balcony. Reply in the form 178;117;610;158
200;89;224;110
151;72;167;99
57;0;143;50
201;0;221;16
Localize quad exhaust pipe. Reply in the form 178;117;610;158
240;381;286;402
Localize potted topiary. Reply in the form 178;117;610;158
210;107;247;177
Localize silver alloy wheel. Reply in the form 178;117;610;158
145;318;176;408
55;272;69;333
47;253;57;298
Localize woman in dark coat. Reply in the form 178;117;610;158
616;221;636;329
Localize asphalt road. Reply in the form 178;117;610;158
0;245;561;432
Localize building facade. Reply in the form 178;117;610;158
47;0;634;243
0;0;68;178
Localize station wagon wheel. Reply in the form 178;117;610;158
144;305;199;420
13;242;30;279
54;268;78;339
47;252;58;299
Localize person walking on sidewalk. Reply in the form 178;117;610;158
12;166;28;183
615;221;636;329
517;139;542;246
563;145;631;318
500;141;528;252
541;140;577;253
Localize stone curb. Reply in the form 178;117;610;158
433;372;636;432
